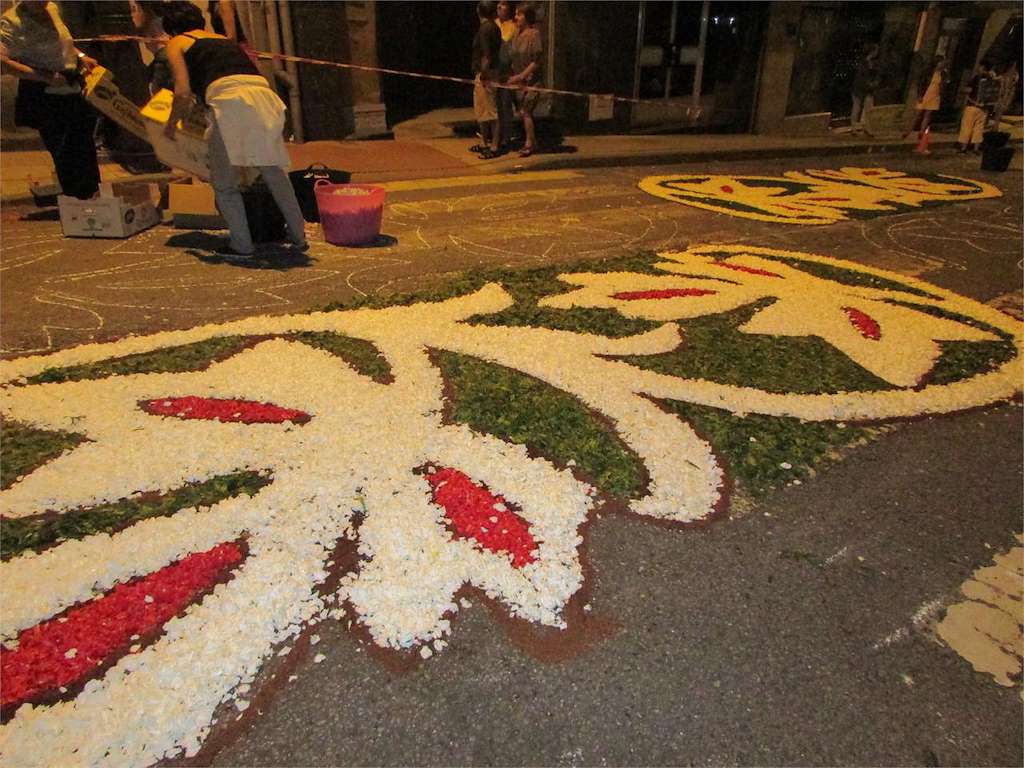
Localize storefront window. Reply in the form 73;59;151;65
786;2;885;117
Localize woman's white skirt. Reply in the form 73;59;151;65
206;74;290;167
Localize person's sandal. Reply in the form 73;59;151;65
468;143;488;153
479;148;504;159
518;147;534;158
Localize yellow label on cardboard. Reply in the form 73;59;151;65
141;89;208;137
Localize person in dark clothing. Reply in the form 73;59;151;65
162;2;306;258
850;43;879;135
0;0;101;200
470;1;503;159
208;0;258;66
130;0;172;94
209;0;245;42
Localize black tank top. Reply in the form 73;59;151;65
183;35;259;102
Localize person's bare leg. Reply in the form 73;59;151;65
490;119;501;153
521;109;536;154
920;110;933;135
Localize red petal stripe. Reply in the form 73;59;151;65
425;468;537;568
140;396;310;424
716;263;783;278
843;306;882;340
0;542;244;709
612;288;717;300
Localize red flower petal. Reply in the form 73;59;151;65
843;306;882;340
425;468;537;568
716;262;783;278
612;288;717;301
140;396;310;424
0;542;244;709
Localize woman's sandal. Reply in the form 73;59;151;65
468;143;488;153
479;148;504;159
518;147;534;158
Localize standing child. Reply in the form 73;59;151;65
469;1;502;159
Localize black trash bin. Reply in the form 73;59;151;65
981;147;1014;172
241;180;286;243
981;130;1010;150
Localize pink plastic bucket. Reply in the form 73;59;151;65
314;181;385;246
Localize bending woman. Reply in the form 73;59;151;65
162;2;306;257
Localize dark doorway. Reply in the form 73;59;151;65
936;15;986;123
376;1;478;126
786;2;886;118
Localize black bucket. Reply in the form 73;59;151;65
981;146;1015;172
981;130;1010;150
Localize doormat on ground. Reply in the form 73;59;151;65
1;244;1020;766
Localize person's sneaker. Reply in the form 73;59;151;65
290;241;310;252
214;244;255;261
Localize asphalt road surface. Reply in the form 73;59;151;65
1;153;1021;766
3;154;1020;357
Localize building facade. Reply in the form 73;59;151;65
7;1;1021;145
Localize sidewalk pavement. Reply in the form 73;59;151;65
1;125;1017;206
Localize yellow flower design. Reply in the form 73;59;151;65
638;167;1002;225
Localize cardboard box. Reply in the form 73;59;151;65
83;66;150;141
29;175;62;207
167;178;285;242
85;68;211;178
140;89;210;178
168;180;226;229
99;182;161;206
59;195;160;238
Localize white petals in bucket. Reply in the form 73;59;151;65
314;182;385;246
